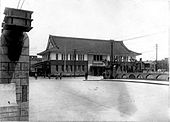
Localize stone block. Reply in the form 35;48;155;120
13;71;22;79
0;47;8;55
0;78;9;83
8;110;20;117
6;106;19;112
8;62;16;71
21;78;28;85
1;62;8;71
13;79;21;85
13;71;28;79
16;86;22;94
0;106;8;113
21;63;29;71
0;35;7;46
21;109;28;116
16;93;21;101
0;55;10;62
15;63;21;71
19;116;28;121
1;116;19;121
1;71;13;79
18;56;29;63
20;102;28;109
0;112;9;118
21;47;29;55
22;34;29;48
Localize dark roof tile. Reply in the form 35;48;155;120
38;35;141;56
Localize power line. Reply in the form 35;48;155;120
17;0;22;9
20;0;26;9
118;31;166;42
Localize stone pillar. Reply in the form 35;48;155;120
0;7;33;121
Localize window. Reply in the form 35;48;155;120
65;54;68;60
100;55;103;61
93;55;103;61
66;65;68;72
70;65;72;72
62;54;65;60
97;55;99;61
74;65;76;71
82;55;84;61
74;54;77;60
94;55;96;61
78;65;81;71
56;65;58;71
56;54;58;60
82;65;85;71
70;54;74;60
78;54;81;60
62;65;64;71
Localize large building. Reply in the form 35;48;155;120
35;35;141;76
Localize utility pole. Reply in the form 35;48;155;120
155;44;158;72
73;49;76;78
110;40;114;79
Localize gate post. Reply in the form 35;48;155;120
0;8;33;121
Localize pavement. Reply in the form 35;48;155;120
29;76;169;121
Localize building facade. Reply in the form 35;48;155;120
29;55;42;76
35;35;141;76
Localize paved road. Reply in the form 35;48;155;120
29;76;169;121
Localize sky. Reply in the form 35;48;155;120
0;0;169;61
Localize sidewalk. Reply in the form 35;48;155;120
102;79;169;86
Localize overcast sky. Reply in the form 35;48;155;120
0;0;169;61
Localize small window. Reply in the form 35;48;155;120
62;54;65;60
62;65;64;71
56;54;58;60
56;65;58;71
66;65;68;72
82;65;85;71
70;65;72;72
82;55;84;61
93;55;96;61
65;54;68;60
78;65;81;71
70;54;74;60
100;55;103;61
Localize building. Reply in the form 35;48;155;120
29;55;42;76
142;60;156;72
157;58;169;72
35;35;141;76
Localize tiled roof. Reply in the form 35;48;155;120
38;35;141;56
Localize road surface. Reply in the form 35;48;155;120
29;76;169;121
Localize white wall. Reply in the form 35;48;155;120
68;54;70;60
76;54;78;60
107;55;110;61
84;54;88;61
58;53;62;60
50;53;56;60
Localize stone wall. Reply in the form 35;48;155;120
0;33;29;121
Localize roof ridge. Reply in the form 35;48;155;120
49;35;121;43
